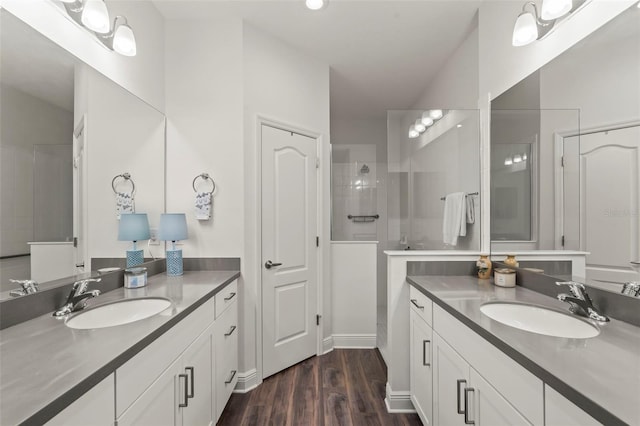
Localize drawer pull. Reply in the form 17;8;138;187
224;292;237;302
225;370;237;384
224;325;237;337
185;366;195;399
456;379;467;414
422;340;431;366
464;387;475;425
410;299;424;310
178;373;189;408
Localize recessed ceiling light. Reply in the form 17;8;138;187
305;0;328;11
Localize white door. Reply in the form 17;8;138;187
563;125;640;284
72;117;87;273
261;124;318;379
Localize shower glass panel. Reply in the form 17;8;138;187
387;109;481;250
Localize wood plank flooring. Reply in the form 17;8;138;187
217;349;421;426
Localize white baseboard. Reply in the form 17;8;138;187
332;333;376;349
384;382;416;413
323;336;334;354
233;368;260;393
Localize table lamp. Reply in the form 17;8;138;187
118;213;150;267
158;213;188;276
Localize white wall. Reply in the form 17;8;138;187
1;0;166;112
243;22;331;374
0;84;73;256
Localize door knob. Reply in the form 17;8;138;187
265;260;282;269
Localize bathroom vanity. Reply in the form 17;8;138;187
0;270;240;425
407;275;639;426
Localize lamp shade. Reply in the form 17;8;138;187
118;213;150;241
541;0;572;20
81;0;110;34
158;213;188;242
113;22;137;57
512;11;538;46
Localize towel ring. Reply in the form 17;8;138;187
193;173;216;195
112;173;135;194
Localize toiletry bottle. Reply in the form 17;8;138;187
477;254;492;280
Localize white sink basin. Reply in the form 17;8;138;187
480;302;600;339
66;297;172;330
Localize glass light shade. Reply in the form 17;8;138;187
414;120;426;133
512;11;538;47
523;153;528;160
513;154;523;163
118;213;150;241
421;112;434;127
504;158;513;166
113;23;137;56
408;127;420;139
158;213;188;242
429;109;443;120
81;0;110;34
541;0;572;20
305;0;326;10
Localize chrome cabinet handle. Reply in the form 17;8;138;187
224;325;237;337
410;299;424;310
457;379;467;414
178;373;189;407
265;260;282;269
422;340;430;366
224;292;236;301
464;387;475;425
225;370;237;384
185;366;194;399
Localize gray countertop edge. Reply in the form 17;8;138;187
21;271;240;426
406;276;626;426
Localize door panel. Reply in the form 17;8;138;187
433;332;469;426
470;368;532;426
262;124;318;379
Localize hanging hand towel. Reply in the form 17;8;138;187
195;191;212;220
466;195;475;224
442;192;466;246
116;192;135;219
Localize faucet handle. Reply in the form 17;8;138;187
72;278;101;294
556;281;585;298
9;279;39;294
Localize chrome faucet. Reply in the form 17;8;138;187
9;279;39;297
53;278;101;317
556;281;609;322
622;261;640;297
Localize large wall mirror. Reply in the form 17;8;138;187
0;10;166;300
490;4;640;295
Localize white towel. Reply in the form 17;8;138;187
116;192;134;219
443;192;466;246
466;195;475;224
195;191;212;220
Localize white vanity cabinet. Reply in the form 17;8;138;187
544;385;601;426
213;279;239;420
409;286;433;425
45;374;115;426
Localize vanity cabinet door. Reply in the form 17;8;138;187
180;325;213;426
117;358;181;426
469;368;532;426
545;385;601;426
433;332;470;426
46;374;114;426
410;309;433;425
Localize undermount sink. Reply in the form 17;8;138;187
65;297;172;330
480;302;600;339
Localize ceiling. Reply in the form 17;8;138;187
152;0;481;120
0;10;76;112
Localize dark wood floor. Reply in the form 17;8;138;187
218;349;422;426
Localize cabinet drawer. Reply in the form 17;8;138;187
410;285;433;327
215;280;238;319
214;299;238;420
116;296;215;418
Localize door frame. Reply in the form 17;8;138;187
254;115;326;382
553;119;640;250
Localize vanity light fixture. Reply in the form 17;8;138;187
504;158;514;166
414;120;427;133
429;109;444;120
513;154;523;163
60;0;138;56
421;113;434;127
512;0;589;47
305;0;328;11
408;126;420;139
409;109;447;140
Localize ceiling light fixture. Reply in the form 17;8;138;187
512;0;589;47
305;0;328;11
61;1;137;56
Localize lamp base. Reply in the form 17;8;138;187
166;248;183;276
126;249;144;268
